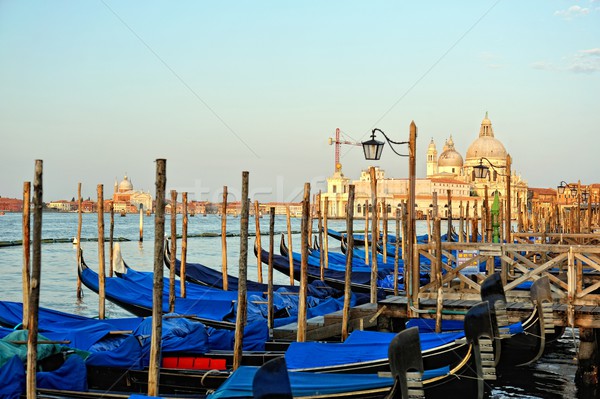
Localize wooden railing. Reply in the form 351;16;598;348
414;239;600;326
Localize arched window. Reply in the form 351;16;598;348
493;171;498;181
357;204;362;214
387;204;391;213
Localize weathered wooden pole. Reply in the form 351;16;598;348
341;185;355;341
505;154;512;242
394;207;401;296
109;202;114;277
434;216;443;333
285;205;294;286
139;206;144;242
317;192;324;281
382;199;388;264
472;201;479;243
169;190;177;313
267;207;275;330
254;200;263;283
76;183;83;299
26;160;43;399
408;121;418;314
233;171;250;370
323;199;329;269
465;200;471;241
369;166;379;304
22;182;31;328
459;200;464;243
97;184;105;320
221;186;228;291
297;183;310;342
364;200;369;265
148;158;166;396
484;185;490;243
181;192;188;298
577;180;582;233
447;189;453;241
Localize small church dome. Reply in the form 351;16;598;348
438;136;463;167
118;175;133;192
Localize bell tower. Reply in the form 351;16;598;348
426;138;438;177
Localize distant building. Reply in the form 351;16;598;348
322;113;530;218
47;200;73;212
0;197;23;212
112;175;152;213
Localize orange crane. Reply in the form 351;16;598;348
328;128;361;173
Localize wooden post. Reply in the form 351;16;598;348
364;200;369;265
465;200;471;242
254;200;263;283
472;201;478;243
459;200;464;243
484;185;490;243
22;182;31;329
109;202;114;277
148;158;166;396
317;192;324;281
97;184;105;320
505;154;512;242
434;216;443;333
369;167;378;304
382;199;388;264
394;207;400;296
233;171;250;370
341;185;355;341
221;187;228;291
267;207;275;330
297;183;310;342
323;199;329;269
447;189;453;242
577;180;582;233
408;121;418;314
286;205;294;286
181;192;188;298
139;206;144;242
26;160;43;399
76;183;83;299
169;190;177;313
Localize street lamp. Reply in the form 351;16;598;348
473;157;509;179
361;128;409;160
557;181;576;196
362;123;418;313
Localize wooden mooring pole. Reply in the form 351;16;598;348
221;186;228;291
22;182;31;328
286;205;294;286
109;202;114;277
394;206;400;296
341;185;355;341
97;184;105;320
318;192;324;281
76;183;83;299
148;158;166;396
139;206;144;242
364;200;369;266
297;183;310;342
323;199;329;269
254;200;263;283
233;171;250;370
169;190;177;313
369;166;378;304
181;192;188;298
26;160;43;399
267;207;275;330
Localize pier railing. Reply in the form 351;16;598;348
414;238;600;327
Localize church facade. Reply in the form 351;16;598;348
112;175;153;213
321;113;529;219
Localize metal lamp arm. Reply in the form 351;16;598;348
372;128;409;157
480;157;509;177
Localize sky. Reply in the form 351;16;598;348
1;1;599;204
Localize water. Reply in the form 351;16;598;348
0;212;593;397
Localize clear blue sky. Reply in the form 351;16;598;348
1;1;598;203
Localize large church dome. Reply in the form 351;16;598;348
118;175;133;192
438;136;463;167
465;113;507;160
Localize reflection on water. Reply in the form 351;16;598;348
0;212;596;397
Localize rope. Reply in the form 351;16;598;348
201;368;224;386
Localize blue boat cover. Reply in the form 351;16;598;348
0;356;24;399
406;317;524;335
285;329;464;370
207;366;395;398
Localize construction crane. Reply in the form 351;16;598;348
328;128;361;173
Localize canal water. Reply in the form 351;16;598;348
0;212;593;398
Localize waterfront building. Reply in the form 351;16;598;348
47;200;73;212
322;113;529;219
112;175;153;213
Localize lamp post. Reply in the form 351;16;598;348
473;155;512;242
362;123;417;312
557;180;587;233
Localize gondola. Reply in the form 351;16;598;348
208;301;496;399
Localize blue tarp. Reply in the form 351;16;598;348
0;356;24;399
208;366;395;398
285;329;464;370
406;317;524;335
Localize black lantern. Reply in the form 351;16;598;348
473;159;490;179
362;132;385;160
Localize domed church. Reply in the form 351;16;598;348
112;174;153;213
426;113;528;203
